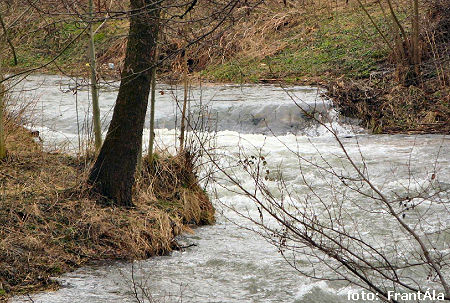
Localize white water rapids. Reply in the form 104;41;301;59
9;75;449;303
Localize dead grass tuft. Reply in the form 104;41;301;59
139;151;215;226
327;75;450;134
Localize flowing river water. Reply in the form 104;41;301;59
9;75;449;303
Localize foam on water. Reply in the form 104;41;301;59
11;75;358;142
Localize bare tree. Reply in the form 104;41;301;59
356;0;424;78
87;0;102;152
88;0;263;206
0;58;5;160
179;48;189;151
88;0;161;206
148;45;158;163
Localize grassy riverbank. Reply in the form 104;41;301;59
4;1;390;82
0;122;214;301
195;1;449;134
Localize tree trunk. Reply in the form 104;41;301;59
0;12;18;66
0;59;6;160
412;0;420;74
179;50;189;151
88;0;160;206
88;0;102;152
148;51;157;163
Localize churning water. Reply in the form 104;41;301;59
9;75;449;303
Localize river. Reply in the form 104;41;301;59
9;75;449;303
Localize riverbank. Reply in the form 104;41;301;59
195;1;449;134
0;123;214;301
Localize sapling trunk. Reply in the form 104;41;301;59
88;0;102;152
355;0;394;52
148;52;157;163
412;0;420;73
0;12;18;66
0;60;5;160
386;0;407;40
179;50;188;151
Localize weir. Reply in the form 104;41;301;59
11;75;359;148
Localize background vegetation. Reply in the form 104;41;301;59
2;0;448;133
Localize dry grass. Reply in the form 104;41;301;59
327;74;450;133
326;0;450;134
0;120;214;300
139;152;215;226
